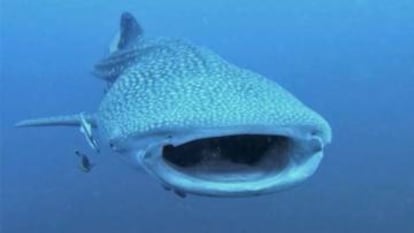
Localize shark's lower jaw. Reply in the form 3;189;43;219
133;128;325;197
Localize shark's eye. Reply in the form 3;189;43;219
162;135;291;180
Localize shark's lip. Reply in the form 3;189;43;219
129;125;327;197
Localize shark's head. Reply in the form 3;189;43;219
16;12;332;198
95;22;332;197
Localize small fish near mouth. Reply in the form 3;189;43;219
75;150;94;173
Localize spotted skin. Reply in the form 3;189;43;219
97;37;331;145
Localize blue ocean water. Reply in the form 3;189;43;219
1;0;413;232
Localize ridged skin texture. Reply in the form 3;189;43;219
96;37;331;143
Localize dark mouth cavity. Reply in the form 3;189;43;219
162;134;291;169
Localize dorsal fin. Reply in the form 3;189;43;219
102;12;144;81
117;12;142;50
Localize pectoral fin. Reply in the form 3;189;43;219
15;113;96;128
16;113;100;151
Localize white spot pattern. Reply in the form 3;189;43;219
97;38;331;142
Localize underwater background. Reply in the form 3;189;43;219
1;0;413;232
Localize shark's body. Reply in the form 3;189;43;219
17;13;332;197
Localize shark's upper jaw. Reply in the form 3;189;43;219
128;125;326;197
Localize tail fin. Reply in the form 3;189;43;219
15;113;96;128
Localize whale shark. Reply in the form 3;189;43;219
16;12;332;197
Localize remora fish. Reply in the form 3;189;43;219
16;12;332;197
75;150;94;173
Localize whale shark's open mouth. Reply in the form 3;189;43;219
139;130;325;197
163;135;291;182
